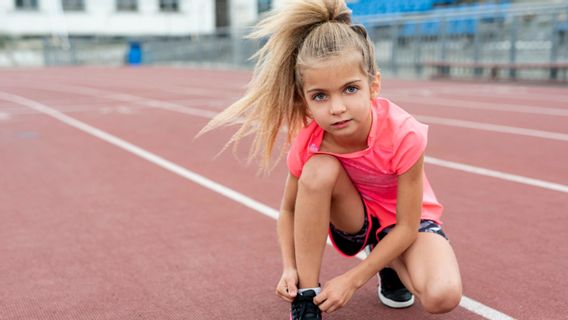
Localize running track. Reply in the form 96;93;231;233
0;67;567;319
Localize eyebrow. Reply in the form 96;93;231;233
306;80;363;93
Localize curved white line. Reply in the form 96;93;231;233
28;84;568;143
416;115;568;141
0;91;525;320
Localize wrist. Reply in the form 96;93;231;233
283;265;297;272
345;267;367;289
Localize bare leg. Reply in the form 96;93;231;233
390;233;462;314
294;154;364;289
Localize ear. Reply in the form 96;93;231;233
370;72;381;99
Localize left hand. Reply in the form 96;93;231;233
313;273;358;313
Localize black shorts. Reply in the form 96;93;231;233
329;204;448;257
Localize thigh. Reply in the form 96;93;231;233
400;233;462;296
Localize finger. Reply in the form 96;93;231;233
283;284;296;300
323;300;342;314
313;291;325;305
280;294;294;303
276;284;294;302
285;279;298;297
326;305;338;314
317;299;333;313
315;291;330;310
276;289;294;302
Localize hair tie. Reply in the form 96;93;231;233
350;24;369;39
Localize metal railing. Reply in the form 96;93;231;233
1;1;567;81
357;1;568;80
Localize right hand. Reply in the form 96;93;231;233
275;268;299;302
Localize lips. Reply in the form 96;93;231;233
332;119;351;126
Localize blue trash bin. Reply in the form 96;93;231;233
127;41;142;65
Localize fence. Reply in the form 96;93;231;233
357;1;568;80
1;1;567;81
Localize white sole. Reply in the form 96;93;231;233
365;246;415;309
378;287;415;309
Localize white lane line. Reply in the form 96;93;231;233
0;105;148;116
29;84;568;143
13;85;568;190
11;85;568;190
460;297;515;320
0;91;274;217
33;84;221;119
386;86;568;105
0;90;516;320
77;82;568;117
385;94;568;117
425;157;568;193
415;115;568;142
159;86;244;97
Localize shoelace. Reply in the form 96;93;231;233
292;295;320;320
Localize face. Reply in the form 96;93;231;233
301;49;380;145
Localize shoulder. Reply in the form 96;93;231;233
372;98;429;175
373;98;427;143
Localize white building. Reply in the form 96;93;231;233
0;0;280;37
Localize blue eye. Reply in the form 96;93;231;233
312;93;326;101
346;86;359;94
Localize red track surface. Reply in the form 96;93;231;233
1;67;567;319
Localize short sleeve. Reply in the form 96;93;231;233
286;144;303;178
391;119;428;175
286;121;320;178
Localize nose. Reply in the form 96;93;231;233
329;97;346;115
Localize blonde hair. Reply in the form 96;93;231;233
198;0;378;172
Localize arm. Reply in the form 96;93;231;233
348;154;424;288
275;173;299;302
278;173;298;270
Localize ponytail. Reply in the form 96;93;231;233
198;0;377;172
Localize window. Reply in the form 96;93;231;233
215;0;230;29
62;0;85;11
117;0;138;12
160;0;179;12
15;0;38;10
258;0;272;14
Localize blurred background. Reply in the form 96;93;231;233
0;0;567;82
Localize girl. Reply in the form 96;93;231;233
199;0;462;319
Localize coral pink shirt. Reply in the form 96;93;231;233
287;98;443;232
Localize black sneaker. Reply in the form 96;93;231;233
290;290;321;320
378;267;414;308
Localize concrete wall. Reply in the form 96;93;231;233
230;0;258;28
0;0;215;37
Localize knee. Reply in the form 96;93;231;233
421;281;462;314
298;155;341;192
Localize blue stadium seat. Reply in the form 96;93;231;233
348;0;436;15
348;0;507;37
